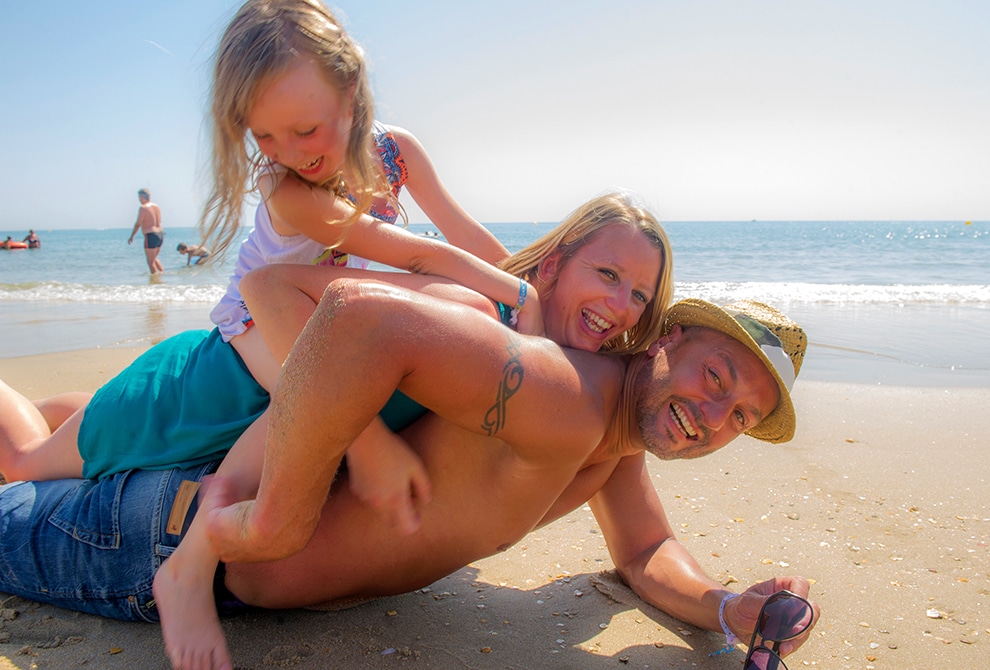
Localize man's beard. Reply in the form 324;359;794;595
634;362;715;461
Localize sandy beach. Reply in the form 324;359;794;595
1;348;987;669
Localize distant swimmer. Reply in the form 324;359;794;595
22;230;41;249
176;242;211;266
128;188;165;274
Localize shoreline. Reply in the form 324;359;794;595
1;349;988;668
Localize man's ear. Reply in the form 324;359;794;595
648;324;683;356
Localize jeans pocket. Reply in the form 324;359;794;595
47;470;129;549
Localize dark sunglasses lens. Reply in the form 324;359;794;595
759;594;813;641
744;646;786;670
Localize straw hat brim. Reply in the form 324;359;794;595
662;298;796;443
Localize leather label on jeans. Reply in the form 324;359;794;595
166;480;201;536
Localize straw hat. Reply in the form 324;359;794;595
662;298;807;443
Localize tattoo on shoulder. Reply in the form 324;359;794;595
481;335;524;437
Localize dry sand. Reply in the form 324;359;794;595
1;348;987;669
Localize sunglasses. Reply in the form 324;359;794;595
742;590;815;670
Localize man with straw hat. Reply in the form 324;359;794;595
0;288;817;667
206;286;815;658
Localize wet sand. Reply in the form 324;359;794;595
1;348;987;669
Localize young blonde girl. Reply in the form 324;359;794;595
201;0;523;392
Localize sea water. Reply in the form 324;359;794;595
1;219;987;387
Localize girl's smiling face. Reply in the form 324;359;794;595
540;223;663;352
246;58;354;184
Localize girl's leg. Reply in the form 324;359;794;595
0;379;85;482
152;411;268;670
33;391;92;432
229;327;281;393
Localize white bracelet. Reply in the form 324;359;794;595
718;592;741;647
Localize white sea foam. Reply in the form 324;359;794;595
675;282;990;305
3;279;988;307
0;281;225;304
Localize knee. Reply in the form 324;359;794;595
240;264;279;305
317;278;408;326
1;450;37;484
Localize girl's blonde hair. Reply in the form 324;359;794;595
499;192;674;354
201;0;390;259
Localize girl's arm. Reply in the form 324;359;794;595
268;177;543;336
386;125;509;265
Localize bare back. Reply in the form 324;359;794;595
137;202;163;234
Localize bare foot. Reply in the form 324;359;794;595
152;479;233;670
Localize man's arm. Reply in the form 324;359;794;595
128;207;146;244
590;452;817;657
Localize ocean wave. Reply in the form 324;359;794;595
674;282;990;305
0;281;225;304
2;279;989;307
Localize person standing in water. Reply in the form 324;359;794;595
128;189;165;274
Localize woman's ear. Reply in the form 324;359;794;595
536;250;562;282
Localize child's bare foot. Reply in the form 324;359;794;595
152;553;231;670
152;478;233;670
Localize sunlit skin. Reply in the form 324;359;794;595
539;225;662;352
633;326;780;461
246;58;354;184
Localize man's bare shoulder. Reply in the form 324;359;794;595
488;342;626;467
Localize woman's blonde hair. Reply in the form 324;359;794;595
200;0;390;259
499;192;674;354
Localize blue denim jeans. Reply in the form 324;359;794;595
0;461;219;622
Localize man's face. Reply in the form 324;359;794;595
633;326;780;460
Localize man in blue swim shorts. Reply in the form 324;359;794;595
128;188;165;274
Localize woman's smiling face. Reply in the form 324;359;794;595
540;223;663;352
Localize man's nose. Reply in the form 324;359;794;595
700;398;733;431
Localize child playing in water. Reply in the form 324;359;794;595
176;242;211;265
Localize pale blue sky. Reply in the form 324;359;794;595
2;0;987;230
